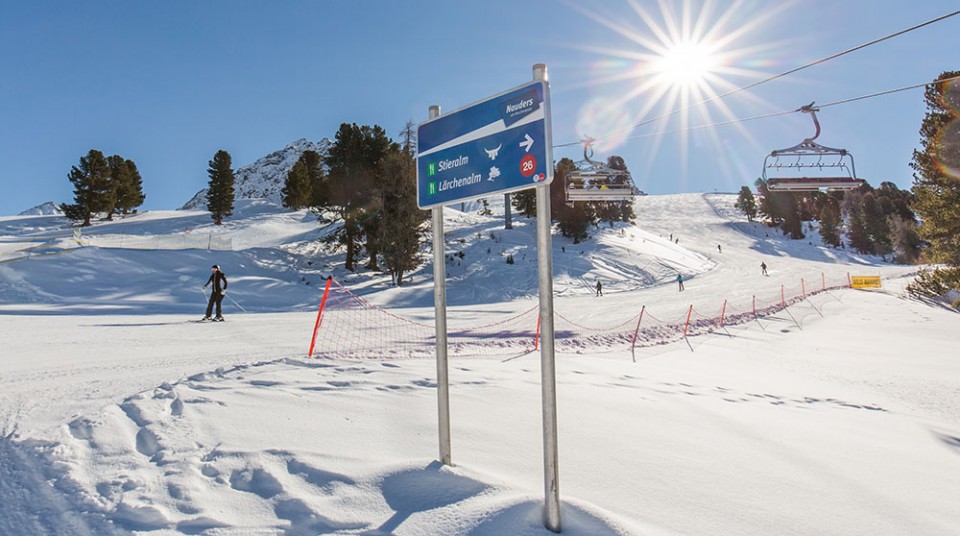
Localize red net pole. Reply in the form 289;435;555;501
307;277;334;358
847;272;852;287
801;279;806;299
683;304;693;336
534;312;541;350
781;285;785;307
719;299;727;327
822;272;826;291
630;305;646;350
752;295;756;317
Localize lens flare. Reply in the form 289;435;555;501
935;119;960;179
576;97;635;154
934;79;960;178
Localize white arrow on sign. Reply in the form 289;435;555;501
519;133;534;153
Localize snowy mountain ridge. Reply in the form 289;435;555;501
182;137;332;210
18;201;62;216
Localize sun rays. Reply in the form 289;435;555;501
564;0;793;184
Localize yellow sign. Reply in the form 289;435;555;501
851;275;882;289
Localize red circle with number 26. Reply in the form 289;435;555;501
520;154;537;177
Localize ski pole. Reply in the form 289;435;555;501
225;293;247;313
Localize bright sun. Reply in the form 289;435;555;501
567;0;783;175
655;42;717;88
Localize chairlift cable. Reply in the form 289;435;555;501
553;9;960;149
817;74;960;109
564;73;960;144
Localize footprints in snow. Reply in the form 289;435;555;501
62;357;494;533
611;374;887;413
192;449;367;533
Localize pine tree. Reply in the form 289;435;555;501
734;186;758;222
104;155;126;220
755;178;805;238
206;150;235;225
512;189;537;217
282;160;312;210
843;189;871;253
911;71;960;267
861;191;891;257
555;159;591;242
106;155;144;219
557;201;592;243
779;193;804;239
549;158;574;217
67;149;112;226
606;155;636;223
118;159;145;214
818;196;843;248
377;142;426;286
754;178;782;226
888;215;921;264
326;123;394;271
551;158;595;241
875;181;914;222
299;150;328;210
60;202;87;223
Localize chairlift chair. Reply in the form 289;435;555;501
565;138;638;203
762;103;865;192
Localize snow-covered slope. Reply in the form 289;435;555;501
1;193;956;535
181;138;332;209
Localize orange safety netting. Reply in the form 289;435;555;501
309;273;853;359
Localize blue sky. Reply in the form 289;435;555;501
1;0;958;216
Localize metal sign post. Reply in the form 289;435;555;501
532;63;560;533
417;64;560;533
428;105;453;467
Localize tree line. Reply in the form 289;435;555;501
734;180;918;263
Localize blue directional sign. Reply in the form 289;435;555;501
417;81;552;209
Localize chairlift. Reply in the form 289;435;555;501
762;103;865;192
565;137;638;203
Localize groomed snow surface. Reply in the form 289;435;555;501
1;194;957;535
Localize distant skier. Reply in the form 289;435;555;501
676;273;684;292
596;279;603;297
761;262;768;276
202;264;228;321
717;244;722;253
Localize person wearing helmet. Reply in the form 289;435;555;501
202;264;228;321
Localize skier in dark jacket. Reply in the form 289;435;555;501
203;264;228;321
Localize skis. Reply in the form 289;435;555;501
191;317;225;323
